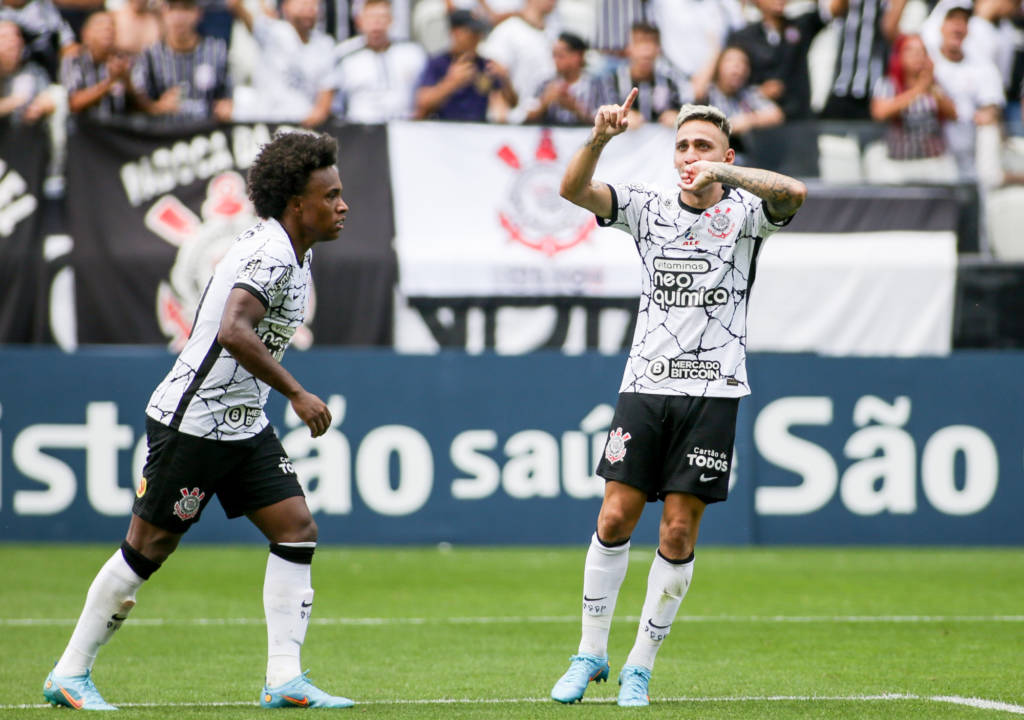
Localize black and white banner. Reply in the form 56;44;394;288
0;120;49;343
64;119;396;348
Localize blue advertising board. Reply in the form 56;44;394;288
0;349;1019;545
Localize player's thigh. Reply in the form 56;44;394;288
134;417;236;534
217;426;306;522
596;392;668;500
661;397;739;504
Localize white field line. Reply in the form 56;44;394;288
3;614;1024;627
2;693;1023;714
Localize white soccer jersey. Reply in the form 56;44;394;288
146;219;312;440
604;182;787;398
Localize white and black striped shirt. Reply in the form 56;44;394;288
830;0;888;100
593;0;648;54
61;51;128;117
132;37;232;120
596;61;693;122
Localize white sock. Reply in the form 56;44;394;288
54;550;144;677
625;551;694;671
578;533;630;658
264;543;316;688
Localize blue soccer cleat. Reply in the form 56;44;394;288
550;653;610;703
617;664;652;707
260;670;354;709
43;669;118;711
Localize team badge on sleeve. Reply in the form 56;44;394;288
173;487;205;521
605;427;632;464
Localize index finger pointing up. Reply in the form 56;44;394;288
622;87;639;112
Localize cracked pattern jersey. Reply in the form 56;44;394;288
146;219;312;440
601;182;789;398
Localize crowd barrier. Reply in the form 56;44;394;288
0;349;1018;545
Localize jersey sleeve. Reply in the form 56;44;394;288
743;193;793;239
232;246;294;309
597;182;662;249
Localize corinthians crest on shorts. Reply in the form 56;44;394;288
605;427;631;464
173;487;205;521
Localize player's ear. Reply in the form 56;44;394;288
724;147;736;164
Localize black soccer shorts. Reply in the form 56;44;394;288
595;392;739;504
134;417;305;533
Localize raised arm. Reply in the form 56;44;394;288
559;87;638;218
681;162;807;221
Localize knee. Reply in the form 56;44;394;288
279;514;318;544
597;505;633;543
660;518;696;558
130;530;179;565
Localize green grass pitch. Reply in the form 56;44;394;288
1;544;1022;719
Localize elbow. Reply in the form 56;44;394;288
791;180;808;209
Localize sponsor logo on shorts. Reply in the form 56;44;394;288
173;487;205;521
645;355;722;382
604;427;631;464
136;476;147;498
686;447;730;474
278;456;295;475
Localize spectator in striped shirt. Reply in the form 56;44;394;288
525;31;598;125
0;18;55;122
870;34;957;162
61;11;134;117
0;0;76;80
819;0;908;119
131;0;233;122
595;22;691;128
702;45;784;154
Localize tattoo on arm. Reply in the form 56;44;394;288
584;133;610;152
710;164;806;219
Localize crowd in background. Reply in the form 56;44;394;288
1;0;1023;189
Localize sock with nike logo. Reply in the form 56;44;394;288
578;532;630;658
54;548;145;677
265;542;316;688
625;550;694;670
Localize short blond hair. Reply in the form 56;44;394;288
675;103;731;140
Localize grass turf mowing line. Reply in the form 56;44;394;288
0;545;1021;719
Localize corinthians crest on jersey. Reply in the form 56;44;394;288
599;182;790;399
146;218;313;440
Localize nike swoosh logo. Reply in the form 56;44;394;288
300;601;313;607
284;695;310;706
583;595;608;602
59;687;84;709
698;473;718;483
648;618;671;629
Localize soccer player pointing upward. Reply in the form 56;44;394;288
44;131;355;710
551;90;805;706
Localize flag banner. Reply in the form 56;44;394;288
0;119;49;343
64;119;396;347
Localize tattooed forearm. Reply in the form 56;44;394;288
709;164;807;218
584;131;611;153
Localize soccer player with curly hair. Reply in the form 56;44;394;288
44;130;355;710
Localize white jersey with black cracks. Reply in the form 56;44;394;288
602;182;788;398
146;218;312;440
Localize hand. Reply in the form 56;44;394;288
759;78;784;100
107;53;133;81
290;390;332;438
678;159;720;193
445;54;477;90
484;59;509;83
153;85;181;114
592;87;638;139
22;93;55;123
